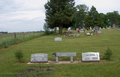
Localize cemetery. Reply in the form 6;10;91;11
0;29;120;77
0;0;120;76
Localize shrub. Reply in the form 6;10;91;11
14;48;24;62
103;47;113;60
1;39;8;48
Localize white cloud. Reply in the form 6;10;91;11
0;0;47;32
14;0;47;11
75;0;120;14
0;0;120;32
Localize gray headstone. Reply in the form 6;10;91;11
76;34;80;37
118;29;120;31
102;28;105;30
95;27;99;31
98;31;101;33
80;31;84;33
82;52;100;62
54;37;62;41
30;53;48;63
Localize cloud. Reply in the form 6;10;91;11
0;0;120;32
75;0;120;14
0;0;47;32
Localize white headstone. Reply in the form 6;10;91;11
54;37;62;41
30;53;48;63
82;52;100;61
87;33;90;36
76;28;79;31
102;28;105;30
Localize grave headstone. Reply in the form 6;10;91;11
55;37;62;41
87;33;90;36
113;24;116;29
30;53;48;63
109;26;111;29
82;52;100;62
76;34;80;37
90;26;92;30
118;29;120;31
102;27;105;30
80;31;84;33
76;28;79;31
98;31;101;33
95;27;99;32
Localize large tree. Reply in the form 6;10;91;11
99;13;109;28
107;11;120;26
44;0;76;34
71;4;88;29
85;6;102;29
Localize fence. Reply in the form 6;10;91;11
0;32;44;48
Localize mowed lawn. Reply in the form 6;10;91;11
0;29;120;77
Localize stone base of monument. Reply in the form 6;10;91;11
27;60;106;64
27;61;80;64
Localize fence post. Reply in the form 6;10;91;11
23;32;25;40
14;32;16;41
33;32;34;37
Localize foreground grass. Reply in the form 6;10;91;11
0;29;120;77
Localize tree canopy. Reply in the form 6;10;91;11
71;4;88;30
44;1;120;32
44;0;76;34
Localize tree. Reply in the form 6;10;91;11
99;13;109;28
44;0;76;34
85;6;102;29
107;11;120;27
71;4;88;29
43;23;50;35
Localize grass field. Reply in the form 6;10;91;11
0;32;44;48
0;29;120;77
0;32;42;41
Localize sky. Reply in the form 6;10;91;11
0;0;119;33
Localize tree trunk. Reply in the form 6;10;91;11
59;25;63;35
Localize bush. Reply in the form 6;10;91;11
1;39;8;48
14;48;24;62
103;48;113;60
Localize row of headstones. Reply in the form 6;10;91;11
30;52;100;63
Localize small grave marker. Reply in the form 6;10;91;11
54;37;62;41
82;52;100;62
30;53;48;63
80;31;84;33
98;31;101;33
95;27;99;32
76;34;80;37
118;29;120;31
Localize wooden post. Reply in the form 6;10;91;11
33;32;34;37
14;32;16;41
23;32;25;40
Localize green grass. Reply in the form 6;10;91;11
0;29;120;77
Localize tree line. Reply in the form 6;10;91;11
44;0;120;34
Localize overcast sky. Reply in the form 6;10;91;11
0;0;119;33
